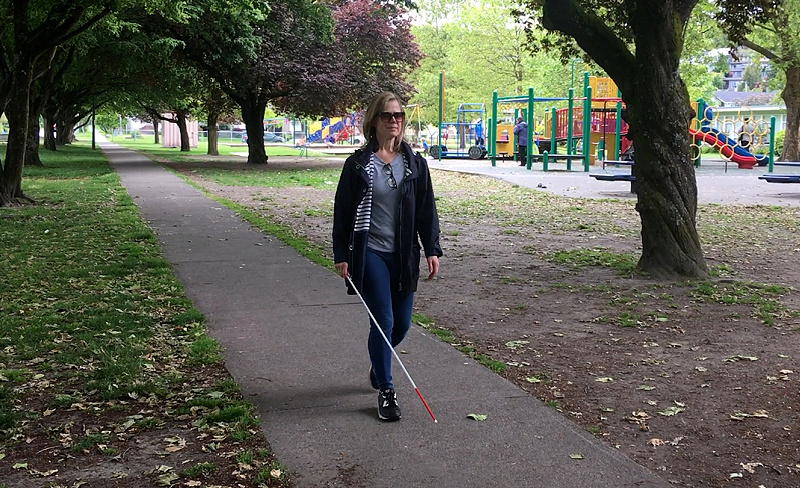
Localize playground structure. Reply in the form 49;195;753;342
488;74;631;171
486;74;779;173
305;115;358;145
429;102;487;160
689;101;769;169
429;72;488;160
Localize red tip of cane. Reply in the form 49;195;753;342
415;387;437;423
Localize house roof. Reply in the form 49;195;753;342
713;90;779;106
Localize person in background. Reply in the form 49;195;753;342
739;117;755;149
513;117;528;167
475;119;484;146
333;91;442;422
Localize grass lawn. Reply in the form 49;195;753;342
0;142;292;487
111;135;334;161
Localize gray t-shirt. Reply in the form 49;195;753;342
368;152;405;252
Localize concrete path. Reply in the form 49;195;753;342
106;143;670;488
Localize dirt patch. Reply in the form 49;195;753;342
167;157;800;488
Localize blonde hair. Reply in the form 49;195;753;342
361;91;407;151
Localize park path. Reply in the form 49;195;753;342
105;142;670;488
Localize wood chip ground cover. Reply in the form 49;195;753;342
165;156;800;488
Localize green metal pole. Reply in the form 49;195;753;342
549;107;556;159
527;87;534;170
696;98;705;131
488;117;494;166
491;91;498;166
768;115;776;172
438;71;443;161
571;61;575;90
543;151;549;171
583;76;592;172
566;88;574;155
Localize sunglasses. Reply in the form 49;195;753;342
378;111;406;123
382;163;397;189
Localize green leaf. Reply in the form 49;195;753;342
466;413;488;421
524;376;542;383
658;406;685;416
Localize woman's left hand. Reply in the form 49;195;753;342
426;256;439;281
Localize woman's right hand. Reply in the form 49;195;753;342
335;262;349;279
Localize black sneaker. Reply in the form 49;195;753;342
369;366;379;390
377;388;401;421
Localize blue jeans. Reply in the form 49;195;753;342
362;248;414;390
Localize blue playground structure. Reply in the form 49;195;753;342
429;103;487;159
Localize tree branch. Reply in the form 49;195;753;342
740;38;779;61
542;0;635;94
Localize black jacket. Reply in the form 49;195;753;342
333;140;442;295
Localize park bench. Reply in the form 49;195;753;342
760;161;800;183
758;174;800;183
590;160;636;192
527;152;586;171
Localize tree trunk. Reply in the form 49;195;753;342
152;118;160;145
0;69;33;206
207;110;219;156
55;116;74;145
626;8;707;279
241;101;268;164
541;0;706;279
780;65;800;161
43;113;57;151
26;112;42;166
176;109;190;152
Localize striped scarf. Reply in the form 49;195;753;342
353;152;411;233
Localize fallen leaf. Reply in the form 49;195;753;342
648;438;666;447
724;355;758;362
740;462;763;473
271;468;282;478
569;453;584;459
157;472;179;486
658;406;685;416
637;385;655;391
30;469;58;477
524;376;542;383
467;413;488;421
595;377;613;383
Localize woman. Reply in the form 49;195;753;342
513;117;528;167
333;92;442;422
